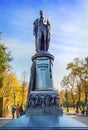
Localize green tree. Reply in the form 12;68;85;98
0;43;13;88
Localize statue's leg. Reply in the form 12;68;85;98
46;35;50;51
43;31;47;51
35;37;38;52
36;37;40;52
37;30;42;51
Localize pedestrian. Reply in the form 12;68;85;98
81;106;85;115
84;105;88;116
19;105;23;116
86;105;88;116
75;107;79;115
16;104;20;118
84;105;87;116
12;105;16;119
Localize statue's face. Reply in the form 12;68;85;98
40;10;44;18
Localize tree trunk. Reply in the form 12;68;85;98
0;97;3;117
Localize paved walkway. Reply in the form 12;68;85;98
68;115;88;126
0;114;88;127
2;114;87;127
66;110;88;126
0;116;13;127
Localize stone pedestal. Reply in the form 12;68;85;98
26;51;62;114
32;52;54;90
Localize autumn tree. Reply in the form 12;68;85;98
79;57;88;104
66;58;84;106
0;72;28;116
0;35;28;116
60;76;70;111
59;90;66;106
61;57;88;108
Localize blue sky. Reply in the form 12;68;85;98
0;0;88;90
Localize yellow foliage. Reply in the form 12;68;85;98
0;72;28;117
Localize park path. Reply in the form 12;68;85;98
0;116;13;127
66;109;88;126
0;113;88;127
68;114;88;126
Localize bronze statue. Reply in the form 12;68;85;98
33;10;50;52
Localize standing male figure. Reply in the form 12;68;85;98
16;104;20;118
12;105;16;119
33;10;51;52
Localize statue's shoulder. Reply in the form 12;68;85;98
47;19;50;25
44;18;50;25
33;18;39;25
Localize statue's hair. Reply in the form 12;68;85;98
40;10;44;14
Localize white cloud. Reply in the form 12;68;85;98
4;37;34;58
51;42;81;52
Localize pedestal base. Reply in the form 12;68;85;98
26;106;63;115
26;90;63;115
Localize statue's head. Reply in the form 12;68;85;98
40;10;44;18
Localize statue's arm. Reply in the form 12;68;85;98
47;20;51;35
33;22;36;36
33;18;38;36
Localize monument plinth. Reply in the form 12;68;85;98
32;52;54;91
26;10;62;114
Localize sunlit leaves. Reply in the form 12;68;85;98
60;57;88;106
